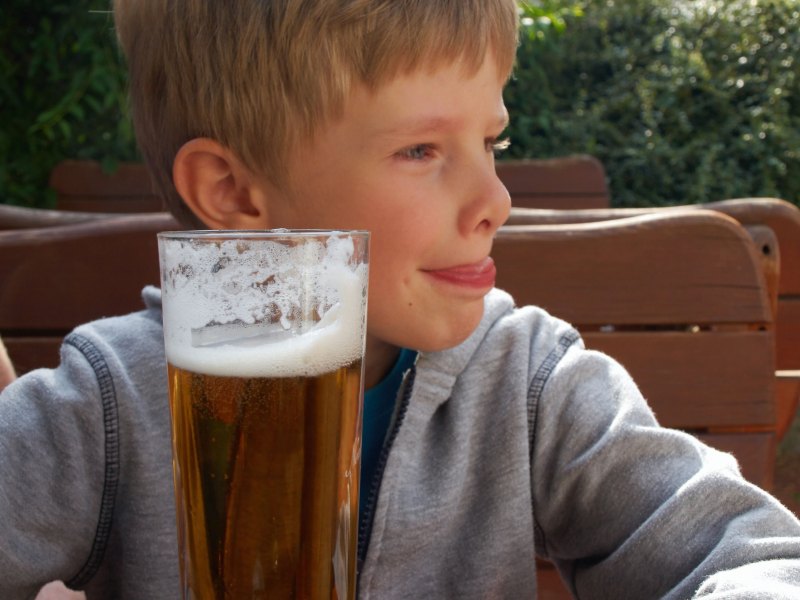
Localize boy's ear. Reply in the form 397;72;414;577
173;138;269;229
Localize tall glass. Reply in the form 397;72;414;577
158;230;369;599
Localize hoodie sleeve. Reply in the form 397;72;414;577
0;339;108;599
529;343;800;599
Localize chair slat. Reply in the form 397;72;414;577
3;337;61;375
49;160;163;213
494;211;772;326
0;214;176;331
583;330;775;430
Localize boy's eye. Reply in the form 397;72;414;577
489;137;511;156
397;138;510;161
398;144;434;161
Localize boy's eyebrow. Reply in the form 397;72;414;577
376;111;510;138
376;116;458;137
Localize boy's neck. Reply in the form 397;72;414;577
364;338;402;390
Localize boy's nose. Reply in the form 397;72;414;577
459;163;511;238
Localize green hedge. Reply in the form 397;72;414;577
0;2;136;208
2;2;798;209
505;0;800;207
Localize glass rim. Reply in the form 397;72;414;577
157;229;370;241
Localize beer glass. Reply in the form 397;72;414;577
158;230;369;599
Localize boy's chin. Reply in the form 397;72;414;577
368;296;487;354
412;309;485;353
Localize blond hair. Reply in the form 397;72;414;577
113;0;520;227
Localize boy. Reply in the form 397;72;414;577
3;0;800;598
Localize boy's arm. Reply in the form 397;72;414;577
0;336;17;392
0;343;105;599
530;345;800;599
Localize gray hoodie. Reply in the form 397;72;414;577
1;287;799;599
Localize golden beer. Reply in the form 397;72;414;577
158;230;369;600
167;360;362;599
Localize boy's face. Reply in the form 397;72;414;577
260;54;511;383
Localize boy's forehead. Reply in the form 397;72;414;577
341;57;508;130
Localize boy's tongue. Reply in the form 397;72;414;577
426;257;496;288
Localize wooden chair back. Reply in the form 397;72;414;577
49;160;164;213
0;213;179;375
505;197;800;438
681;200;800;437
706;199;800;368
495;155;609;209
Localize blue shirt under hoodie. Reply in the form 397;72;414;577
360;348;417;517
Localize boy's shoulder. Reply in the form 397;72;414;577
482;288;583;358
72;286;162;339
65;286;165;378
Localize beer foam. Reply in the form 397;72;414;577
160;233;368;378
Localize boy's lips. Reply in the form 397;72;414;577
424;257;497;289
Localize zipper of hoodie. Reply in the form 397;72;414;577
356;364;417;588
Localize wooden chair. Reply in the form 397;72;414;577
495;155;610;209
492;210;778;599
0;212;179;375
0;204;780;600
2;206;781;463
0;203;117;230
49;160;164;213
505;198;800;439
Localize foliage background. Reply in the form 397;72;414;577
507;0;800;207
1;0;799;208
0;2;136;208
